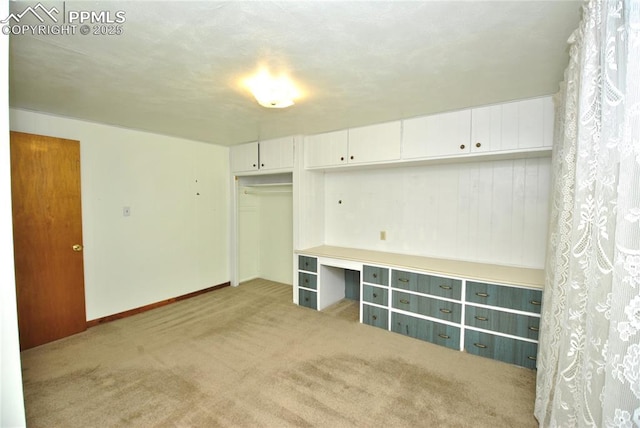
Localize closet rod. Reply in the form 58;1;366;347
243;189;292;195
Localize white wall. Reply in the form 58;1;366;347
1;1;27;422
238;189;260;282
9;109;230;320
259;190;293;284
324;157;550;268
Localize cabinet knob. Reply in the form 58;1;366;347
372;273;377;278
261;163;264;167
373;293;378;298
340;156;345;161
252;164;256;167
475;142;482;148
350;155;354;160
459;144;466;150
372;315;377;321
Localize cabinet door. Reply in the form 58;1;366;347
362;284;388;306
391;312;460;350
298;255;317;273
363;265;389;286
465;306;540;340
259;136;294;171
230;141;259;173
392;291;462;323
304;130;348;168
348;121;401;164
362;304;388;329
466;281;543;314
464;330;538;369
391;270;462;300
298;272;317;290
471;96;554;153
299;289;317;310
402;110;471;159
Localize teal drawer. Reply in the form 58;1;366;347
362;304;388;329
362;284;388;306
363;265;388;285
298;272;317;290
466;281;542;314
465;306;540;340
392;270;462;300
464;330;538;369
391;312;460;350
392;291;462;323
298;289;317;310
298;255;317;273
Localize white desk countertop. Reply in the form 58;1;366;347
296;245;545;289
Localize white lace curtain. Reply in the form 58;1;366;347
535;0;640;426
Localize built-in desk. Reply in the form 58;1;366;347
294;245;545;369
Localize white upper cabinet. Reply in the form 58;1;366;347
471;96;554;153
230;137;294;174
259;136;294;171
230;141;259;173
302;96;553;170
402;110;472;159
305;121;401;169
348;121;401;165
305;130;348;168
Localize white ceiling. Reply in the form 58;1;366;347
8;1;582;146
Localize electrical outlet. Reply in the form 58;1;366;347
380;231;386;240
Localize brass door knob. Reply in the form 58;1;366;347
72;244;83;252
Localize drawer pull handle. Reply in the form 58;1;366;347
438;334;450;339
373;293;378;298
527;356;537;361
439;308;452;314
372;315;377;321
473;343;488;349
399;299;410;304
439;285;452;290
373;273;378;279
475;292;489;298
398;278;410;283
529;326;539;332
530;300;542;306
475;316;489;321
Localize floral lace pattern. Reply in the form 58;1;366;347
535;0;640;426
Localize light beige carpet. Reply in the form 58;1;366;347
20;279;538;427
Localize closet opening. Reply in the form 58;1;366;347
236;173;293;286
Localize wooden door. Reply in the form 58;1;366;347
10;131;86;350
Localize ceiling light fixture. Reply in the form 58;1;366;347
244;69;300;109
